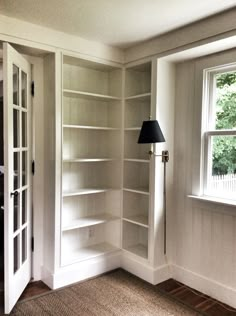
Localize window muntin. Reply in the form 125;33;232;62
203;66;236;200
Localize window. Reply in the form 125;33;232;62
203;64;236;200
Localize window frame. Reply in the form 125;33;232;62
202;63;236;199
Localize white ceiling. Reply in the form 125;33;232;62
0;0;236;48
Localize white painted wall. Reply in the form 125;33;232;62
24;55;45;280
0;15;124;64
172;48;236;308
154;59;175;267
42;53;56;282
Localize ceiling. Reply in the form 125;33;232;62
0;0;236;49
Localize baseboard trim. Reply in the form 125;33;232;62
51;251;121;289
41;266;54;289
42;255;236;308
153;264;172;285
121;253;171;285
172;264;236;309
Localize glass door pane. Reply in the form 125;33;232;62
13;193;19;232
13;65;19;106
13;152;20;190
13;109;20;148
21;71;27;109
22;112;27;147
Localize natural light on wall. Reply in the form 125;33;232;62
204;66;236;199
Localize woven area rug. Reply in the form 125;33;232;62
9;269;200;316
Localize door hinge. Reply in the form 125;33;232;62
31;81;35;97
32;160;35;175
31;237;34;252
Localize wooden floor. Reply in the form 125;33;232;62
156;279;236;316
19;280;51;301
0;280;51;312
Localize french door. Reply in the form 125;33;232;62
3;43;32;314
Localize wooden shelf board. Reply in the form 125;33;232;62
62;213;120;231
61;242;120;265
123;244;148;259
63;188;113;197
63;124;119;131
124;127;141;131
63;89;121;101
123;215;149;228
125;92;151;101
63;158;115;162
124;159;149;163
123;188;150;195
63;55;120;71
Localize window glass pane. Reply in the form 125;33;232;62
22;151;27;186
22;228;27;264
13;65;19;106
14;152;20;190
207;135;236;199
22;111;27;147
214;71;236;130
13;109;20;148
21;71;27;109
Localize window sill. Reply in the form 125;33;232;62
188;195;236;207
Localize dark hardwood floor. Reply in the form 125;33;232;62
0;280;51;313
156;278;236;316
19;280;51;301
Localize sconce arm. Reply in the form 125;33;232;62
148;150;169;162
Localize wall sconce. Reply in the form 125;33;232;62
137;119;169;255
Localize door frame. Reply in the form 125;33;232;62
22;54;45;282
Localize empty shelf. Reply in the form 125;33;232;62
124;159;149;163
123;215;148;228
63;89;121;101
62;213;120;231
125;93;151;101
124;127;141;131
63;158;115;162
123;244;148;259
123;188;150;195
63;124;119;130
63;188;112;197
61;242;120;265
63;158;116;163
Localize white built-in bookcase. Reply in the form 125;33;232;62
122;62;151;260
60;55;152;266
61;55;122;265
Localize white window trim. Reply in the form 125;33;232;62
201;63;236;200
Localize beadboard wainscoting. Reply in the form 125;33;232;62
173;49;236;308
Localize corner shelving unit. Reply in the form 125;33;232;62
61;55;122;266
122;62;152;260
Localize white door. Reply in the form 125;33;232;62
3;43;32;314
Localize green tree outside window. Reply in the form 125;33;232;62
213;73;236;175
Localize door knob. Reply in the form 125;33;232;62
10;191;19;198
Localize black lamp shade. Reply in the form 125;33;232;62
138;120;165;143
